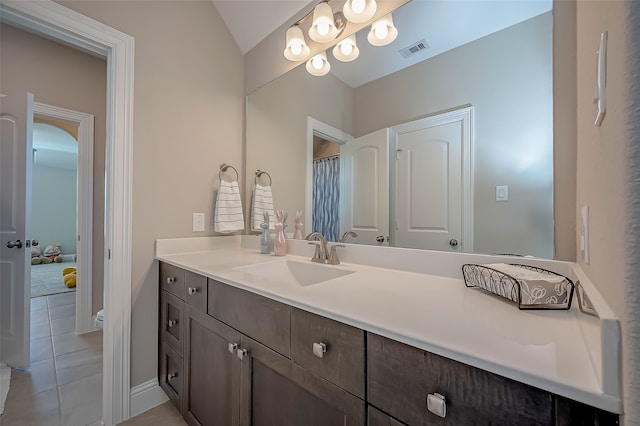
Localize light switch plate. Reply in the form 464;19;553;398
496;185;508;202
192;213;205;232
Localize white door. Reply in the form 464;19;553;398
340;128;389;245
0;92;33;368
393;108;472;252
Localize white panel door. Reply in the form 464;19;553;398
340;128;389;245
394;109;472;252
0;92;33;368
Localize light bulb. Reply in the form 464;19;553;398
374;24;388;40
316;22;330;36
351;0;365;14
312;56;324;70
340;42;353;56
290;43;302;56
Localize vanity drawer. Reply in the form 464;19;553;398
159;341;183;413
161;290;185;355
367;333;553;425
207;279;291;357
161;262;185;299
291;308;365;398
184;270;207;312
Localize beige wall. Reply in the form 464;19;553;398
0;23;107;316
575;0;633;421
354;13;554;258
246;64;354;230
56;0;245;387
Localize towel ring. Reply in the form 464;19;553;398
219;163;239;182
255;170;272;186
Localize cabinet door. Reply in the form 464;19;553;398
184;305;242;426
368;333;553;425
159;341;183;413
160;290;185;355
239;335;365;426
291;307;365;398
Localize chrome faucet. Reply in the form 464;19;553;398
305;232;328;263
340;231;358;243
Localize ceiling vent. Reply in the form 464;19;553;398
399;39;430;59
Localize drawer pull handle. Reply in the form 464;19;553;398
168;372;177;380
188;287;198;295
237;348;249;360
166;277;176;284
228;342;238;354
168;320;177;328
427;393;447;418
312;342;327;359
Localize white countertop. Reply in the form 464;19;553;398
155;236;622;414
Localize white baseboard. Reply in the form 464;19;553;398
62;254;76;262
129;379;169;419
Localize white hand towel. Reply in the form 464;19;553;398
214;180;245;233
251;183;275;231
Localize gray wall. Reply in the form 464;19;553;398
0;23;107;316
246;64;354;227
354;12;553;258
31;165;77;257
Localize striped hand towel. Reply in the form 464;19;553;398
251;183;275;231
214;180;245;233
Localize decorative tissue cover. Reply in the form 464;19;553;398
483;263;569;305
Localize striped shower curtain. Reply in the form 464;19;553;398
312;156;339;242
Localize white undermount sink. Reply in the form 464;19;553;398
233;259;355;286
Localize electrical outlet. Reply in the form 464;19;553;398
192;213;205;232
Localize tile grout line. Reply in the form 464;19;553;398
47;295;64;423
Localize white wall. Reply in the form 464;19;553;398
56;0;245;387
31;165;77;257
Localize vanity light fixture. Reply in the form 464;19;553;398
309;2;340;42
343;0;377;24
284;1;401;76
367;13;398;46
284;25;311;61
306;51;331;76
333;34;359;62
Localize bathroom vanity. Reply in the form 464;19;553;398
156;237;621;425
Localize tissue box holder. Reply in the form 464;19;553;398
462;264;575;310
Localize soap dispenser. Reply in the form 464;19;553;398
274;210;287;256
260;211;271;254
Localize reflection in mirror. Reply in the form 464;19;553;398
246;0;554;258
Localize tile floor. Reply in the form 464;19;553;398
1;292;103;426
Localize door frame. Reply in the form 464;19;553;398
390;106;474;252
33;102;95;334
305;117;353;235
0;1;134;424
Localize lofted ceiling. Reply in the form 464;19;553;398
213;0;552;88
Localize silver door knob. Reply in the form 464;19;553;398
166;277;176;284
449;239;458;247
237;348;249;360
187;287;198;295
376;236;385;243
312;342;327;359
228;342;238;354
427;393;447;418
168;372;177;380
6;240;22;249
168;319;177;328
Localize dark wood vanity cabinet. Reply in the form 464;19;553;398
158;262;619;426
183;305;241;426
